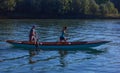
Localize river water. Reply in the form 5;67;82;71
0;19;120;73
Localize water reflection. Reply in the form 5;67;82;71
78;48;105;55
28;48;43;64
58;51;68;67
57;48;105;67
29;50;37;64
29;48;105;64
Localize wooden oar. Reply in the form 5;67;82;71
35;38;42;54
35;39;40;53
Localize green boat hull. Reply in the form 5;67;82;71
6;40;110;51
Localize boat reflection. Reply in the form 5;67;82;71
29;50;37;64
28;48;105;64
57;48;105;67
58;51;68;67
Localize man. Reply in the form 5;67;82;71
29;26;37;42
59;26;67;42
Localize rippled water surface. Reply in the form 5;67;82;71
0;19;120;73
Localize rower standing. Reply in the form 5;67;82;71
59;26;67;42
29;25;37;42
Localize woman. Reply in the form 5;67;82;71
29;25;37;42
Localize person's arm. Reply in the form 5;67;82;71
64;30;69;36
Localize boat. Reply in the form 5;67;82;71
6;40;110;50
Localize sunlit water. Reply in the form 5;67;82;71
0;19;120;73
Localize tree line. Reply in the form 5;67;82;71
0;0;119;18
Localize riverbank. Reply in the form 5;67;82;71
0;13;120;19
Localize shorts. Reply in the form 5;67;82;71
60;36;65;40
29;36;36;42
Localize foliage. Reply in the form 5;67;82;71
0;0;16;11
110;0;120;12
100;1;118;15
0;0;119;18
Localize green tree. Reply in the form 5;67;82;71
80;0;90;14
0;0;119;18
71;0;82;14
0;0;16;11
110;0;120;12
106;1;118;14
99;1;118;15
59;0;72;14
80;0;99;15
6;0;16;11
89;0;99;15
99;4;108;15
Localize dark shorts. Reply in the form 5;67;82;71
60;36;65;40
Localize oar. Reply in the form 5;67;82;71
35;39;40;54
35;37;43;54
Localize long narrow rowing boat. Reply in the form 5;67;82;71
6;40;110;50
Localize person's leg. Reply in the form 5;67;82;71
32;36;37;42
29;36;32;42
64;39;67;42
63;37;67;42
60;36;66;42
60;36;63;42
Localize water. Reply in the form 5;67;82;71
0;19;120;73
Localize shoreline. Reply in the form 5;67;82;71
0;15;120;19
